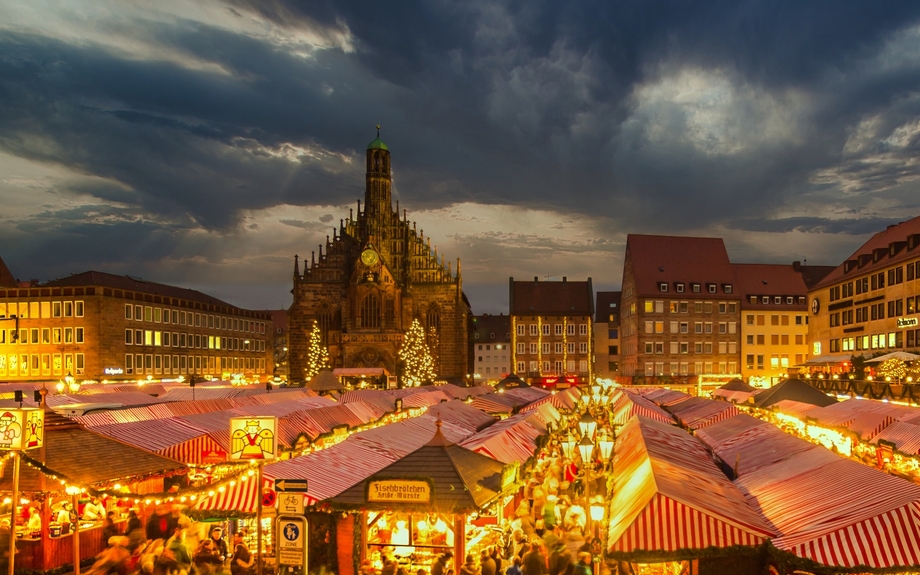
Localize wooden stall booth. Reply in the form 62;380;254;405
0;407;186;573
329;423;510;575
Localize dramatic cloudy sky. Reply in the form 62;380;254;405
2;1;920;313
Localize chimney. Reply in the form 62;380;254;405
534;277;538;282
562;277;567;282
792;261;801;272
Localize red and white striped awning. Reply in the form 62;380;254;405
607;416;776;553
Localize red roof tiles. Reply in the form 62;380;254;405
510;277;593;315
625;234;737;298
0;256;16;288
731;264;808;310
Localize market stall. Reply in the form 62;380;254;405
0;407;186;573
605;416;776;572
329;423;508;575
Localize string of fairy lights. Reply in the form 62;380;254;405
398;319;436;387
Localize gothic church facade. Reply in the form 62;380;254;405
288;131;471;383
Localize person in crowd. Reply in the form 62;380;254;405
460;554;479;575
83;497;107;521
208;526;229;562
548;543;572;575
193;539;223;575
506;557;522;575
480;549;496;575
509;529;527;559
145;507;177;542
381;557;398;575
359;559;376;575
230;531;255;575
27;507;41;534
490;545;503;574
103;511;119;542
522;543;546;575
573;553;591;575
125;510;145;553
432;551;453;575
417;570;428;575
163;526;192;574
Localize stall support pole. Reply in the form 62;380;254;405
8;453;19;575
453;515;465;575
256;463;263;575
73;491;81;575
359;511;368;563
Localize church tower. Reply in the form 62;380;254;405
365;125;391;221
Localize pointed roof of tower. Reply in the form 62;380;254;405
0;256;17;288
367;124;388;151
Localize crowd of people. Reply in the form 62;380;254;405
87;507;256;575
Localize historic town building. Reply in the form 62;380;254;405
0;267;272;382
809;215;920;361
471;313;511;383
594;291;621;379
510;277;594;387
289;131;470;383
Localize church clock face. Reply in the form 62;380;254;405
361;249;379;267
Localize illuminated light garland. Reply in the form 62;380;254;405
399;319;436;387
305;319;331;379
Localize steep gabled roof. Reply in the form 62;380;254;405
812;215;920;290
731;263;809;310
510;278;593;316
625;235;737;298
43;271;238;309
595;291;621;323
0;256;16;288
752;378;837;408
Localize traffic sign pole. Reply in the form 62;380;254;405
276;515;308;570
256;462;263;575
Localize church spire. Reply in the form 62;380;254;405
365;126;392;221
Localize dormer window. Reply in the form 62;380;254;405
659;283;668;292
786;296;794;305
707;284;716;293
774;296;782;304
676;283;685;293
762;296;769;304
691;283;701;293
797;296;805;304
723;284;733;294
750;296;757;304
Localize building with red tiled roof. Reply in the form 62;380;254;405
808;215;920;361
509;277;594;387
620;235;741;379
0;269;272;382
595;291;621;379
0;257;17;288
732;263;811;383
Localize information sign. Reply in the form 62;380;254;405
367;479;431;503
276;515;308;568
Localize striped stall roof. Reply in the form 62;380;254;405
459;410;544;464
616;391;675;425
399;390;452;408
846;411;896;441
872;421;920;455
470;392;529;414
668;399;739;431
437;384;494;400
769;399;821;417
699;413;920;569
194;475;273;513
525;402;563;426
607;416;776;553
426;400;497;432
640;388;693;407
807;398;914;428
159;434;228;464
47;392;158;408
503;387;550;403
90;419;210;452
519;390;577;413
338;390;396;413
711;389;758;404
350;415;475;460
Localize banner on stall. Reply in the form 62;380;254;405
367;479;431;503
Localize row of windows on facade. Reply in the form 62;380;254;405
122;354;266;375
658;282;732;294
631;300;738;316
1;327;84;345
477;355;508;363
644;341;739;355
829;262;920;302
473;332;511;340
0;301;84;319
479;366;508;375
515;323;589;336
0;352;84;376
747;296;807;306
645;362;737;376
516;342;589;354
516;360;589;374
644;320;738;335
746;314;807;326
124;304;266;334
746;334;805;346
827;331;910;353
828;297;918;327
476;344;507;351
123;330;266;352
745;354;801;370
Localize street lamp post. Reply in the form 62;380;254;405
578;412;597;439
578;435;596;533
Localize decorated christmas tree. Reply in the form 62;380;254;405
305;320;330;379
399;319;437;386
878;358;908;381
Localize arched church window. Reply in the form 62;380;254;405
361;294;381;329
426;307;440;334
318;307;336;344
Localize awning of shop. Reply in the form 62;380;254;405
459;410;545;464
665;397;739;430
606;416;776;554
873;421;920;455
612;390;675;425
333;367;391;377
193;475;279;513
699;413;920;569
426;400;498;432
768;399;821;418
802;353;856;365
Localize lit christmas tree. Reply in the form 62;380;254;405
399;319;437;386
305;320;330;379
878;358;908;381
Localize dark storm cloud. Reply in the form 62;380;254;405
3;0;920;307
